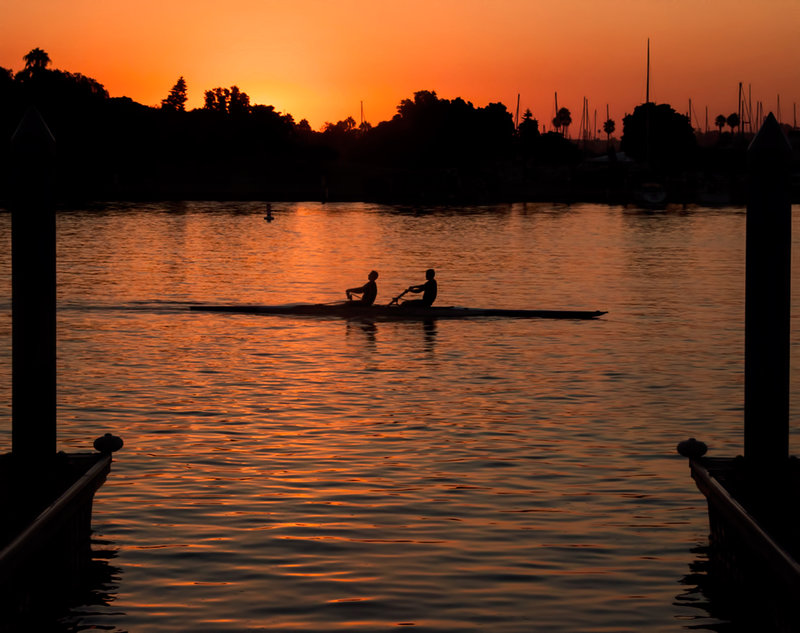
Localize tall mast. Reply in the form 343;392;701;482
644;39;652;168
586;97;590;143
581;96;590;145
738;82;743;136
646;38;650;104
515;93;520;130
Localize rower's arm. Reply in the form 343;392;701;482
346;283;367;294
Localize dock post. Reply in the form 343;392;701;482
745;112;793;466
9;108;57;458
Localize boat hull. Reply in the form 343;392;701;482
189;303;607;320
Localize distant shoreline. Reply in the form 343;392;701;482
1;160;785;208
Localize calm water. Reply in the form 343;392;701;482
1;201;797;632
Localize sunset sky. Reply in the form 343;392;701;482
2;0;799;131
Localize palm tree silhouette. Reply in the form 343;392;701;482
23;48;51;71
603;118;615;143
714;114;726;134
556;107;572;138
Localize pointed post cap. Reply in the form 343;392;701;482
9;107;56;205
10;106;56;160
748;112;792;165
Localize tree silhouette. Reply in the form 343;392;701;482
23;48;51;71
518;109;539;141
355;89;514;176
204;87;229;112
202;86;251;115
726;112;740;133
63;72;108;100
0;66;12;88
554;107;572;137
323;116;357;135
715;114;727;134
228;85;250;116
621;102;696;171
396;89;440;120
162;76;188;112
603;118;615;142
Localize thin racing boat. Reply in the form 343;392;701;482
189;302;607;320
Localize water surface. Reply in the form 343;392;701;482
1;201;795;631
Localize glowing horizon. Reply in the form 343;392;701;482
2;0;799;131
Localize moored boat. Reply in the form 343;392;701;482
189;302;607;320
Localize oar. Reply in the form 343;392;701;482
389;289;409;306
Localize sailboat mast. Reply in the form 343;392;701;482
646;38;650;104
738;82;743;136
644;39;652;168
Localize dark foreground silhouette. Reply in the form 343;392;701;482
1;50;798;205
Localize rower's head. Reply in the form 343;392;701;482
368;270;379;280
425;268;435;280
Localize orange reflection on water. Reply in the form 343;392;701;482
0;203;771;631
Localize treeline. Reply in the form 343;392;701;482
1;50;797;204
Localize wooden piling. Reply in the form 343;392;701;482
2;111;123;615
744;112;793;465
679;112;798;631
9;108;57;458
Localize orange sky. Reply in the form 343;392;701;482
2;0;799;131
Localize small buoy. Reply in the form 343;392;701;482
94;433;124;453
264;203;274;221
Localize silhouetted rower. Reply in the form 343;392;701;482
346;270;379;305
403;269;437;307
